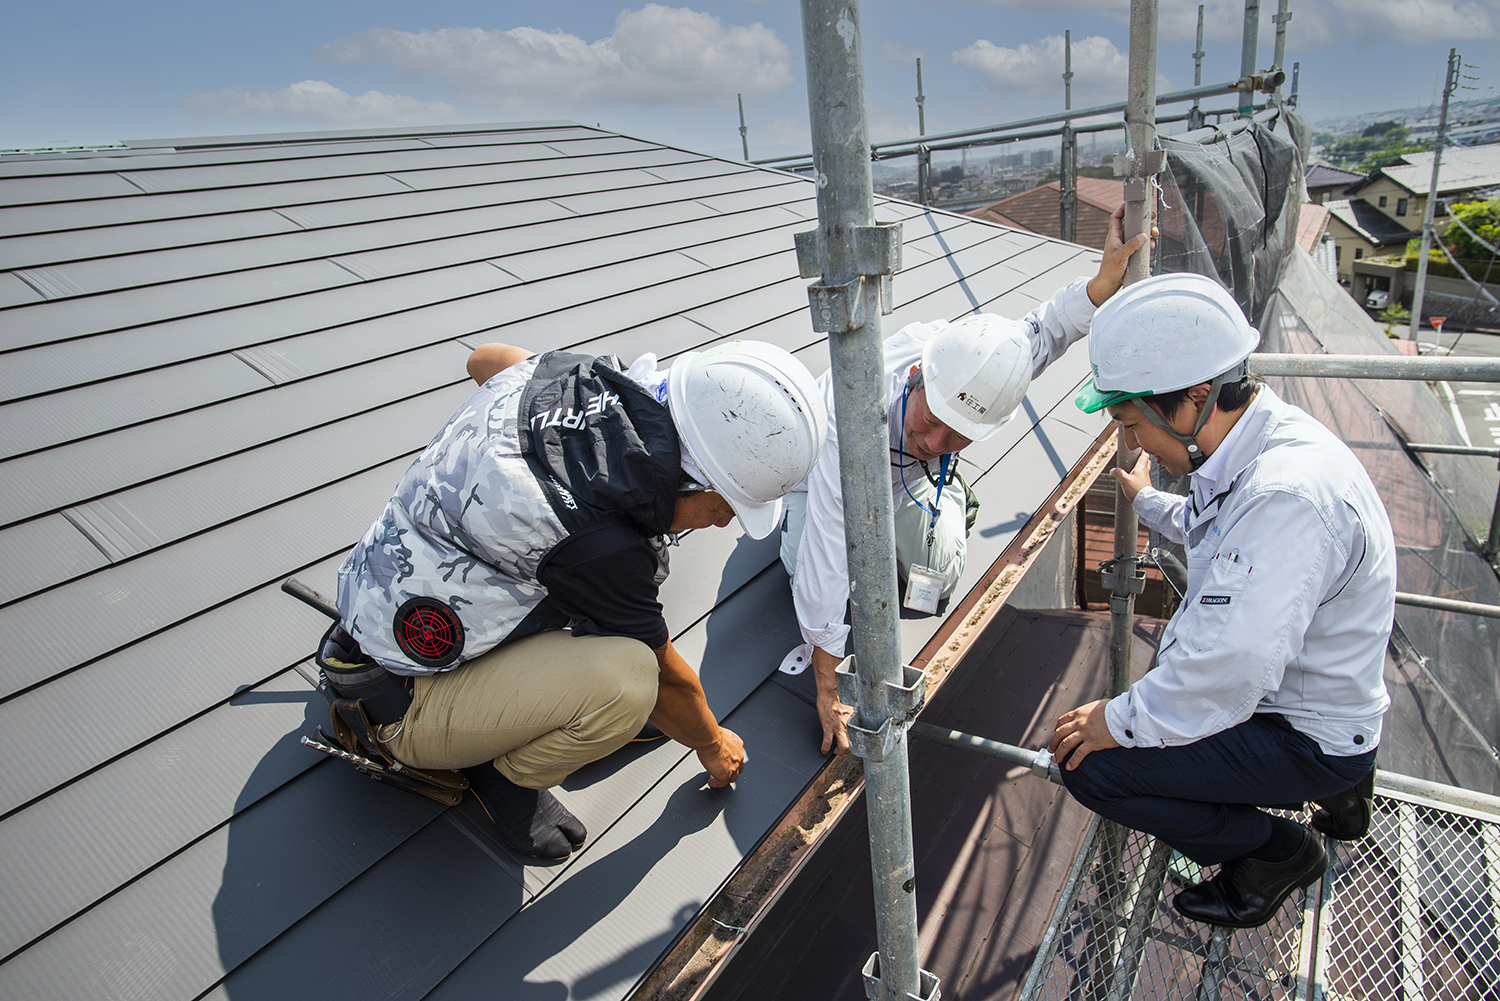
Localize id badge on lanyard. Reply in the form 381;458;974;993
902;453;950;615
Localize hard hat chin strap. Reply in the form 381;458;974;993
1136;362;1246;470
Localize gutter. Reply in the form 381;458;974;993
632;424;1120;1001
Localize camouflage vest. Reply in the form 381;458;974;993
337;352;680;675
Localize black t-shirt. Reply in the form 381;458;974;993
533;521;670;650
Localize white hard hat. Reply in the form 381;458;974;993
1076;272;1261;469
667;341;828;540
920;313;1033;443
1076;272;1260;414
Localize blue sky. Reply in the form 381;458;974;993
5;1;1498;159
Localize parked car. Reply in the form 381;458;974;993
1366;289;1390;310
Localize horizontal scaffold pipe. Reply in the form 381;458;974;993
908;721;1062;783
1406;442;1500;458
751;80;1241;165
1251;353;1500;383
1394;591;1500;619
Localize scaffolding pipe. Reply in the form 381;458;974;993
798;3;925;999
752;80;1241;165
1410;49;1460;341
1238;0;1260;117
909;722;1061;782
738;94;749;161
1271;0;1292;83
1248;352;1500;382
915;58;926;136
1394;591;1500;620
1061;30;1076;243
1190;5;1206;131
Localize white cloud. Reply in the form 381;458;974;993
760;117;810;147
952;35;1133;96
318;5;794;112
979;0;1498;50
879;41;929;64
181;80;460;126
1332;0;1500;46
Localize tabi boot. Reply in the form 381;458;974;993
462;765;585;862
1310;769;1375;841
1173;824;1328;929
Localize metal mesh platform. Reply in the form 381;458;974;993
1020;782;1500;1000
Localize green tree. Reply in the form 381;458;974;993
1444;200;1500;260
1361;120;1406;139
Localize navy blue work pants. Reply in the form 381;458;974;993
1060;714;1376;865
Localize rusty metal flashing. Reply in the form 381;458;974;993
633;424;1119;1001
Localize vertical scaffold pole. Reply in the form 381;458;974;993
738;94;750;160
1189;5;1206;131
1061;30;1076;243
1238;0;1260;118
1410;49;1460;342
797;3;928;1000
915;58;926;136
1271;0;1293;87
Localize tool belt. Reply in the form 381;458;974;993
303;623;468;806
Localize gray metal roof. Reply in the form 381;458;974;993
0;120;1107;1001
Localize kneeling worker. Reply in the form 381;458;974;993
322;339;827;861
1049;273;1395;928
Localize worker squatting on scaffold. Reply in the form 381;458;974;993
782;205;1151;757
1049;273;1396;929
316;340;827;861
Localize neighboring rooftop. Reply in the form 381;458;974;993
0;121;1110;1001
1323;196;1420;246
966;178;1125;250
1348;141;1500;198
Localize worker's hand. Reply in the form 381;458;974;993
811;646;853;755
1087;204;1158;307
817;688;854;756
697;726;747;788
1048;699;1121;770
1111;451;1152;505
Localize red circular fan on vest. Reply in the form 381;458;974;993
393;597;465;667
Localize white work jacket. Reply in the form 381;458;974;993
791;278;1098;657
1108;386;1396;757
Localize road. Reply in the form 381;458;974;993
1418;325;1500;517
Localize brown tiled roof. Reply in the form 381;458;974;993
1296;202;1330;253
965;178;1125;249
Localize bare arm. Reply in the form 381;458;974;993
651;640;747;788
1086;205;1156;307
812;646;854;756
467;343;536;386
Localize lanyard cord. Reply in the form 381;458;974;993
898;384;951;530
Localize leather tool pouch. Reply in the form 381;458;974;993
323;698;469;805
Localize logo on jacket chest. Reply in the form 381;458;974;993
530;390;621;431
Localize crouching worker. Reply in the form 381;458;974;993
318;340;827;861
1049;273;1395;928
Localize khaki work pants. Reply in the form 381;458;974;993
383;629;658;790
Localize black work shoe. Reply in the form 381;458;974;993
1311;769;1375;841
538;789;587;849
462;766;574;862
1173;827;1328;929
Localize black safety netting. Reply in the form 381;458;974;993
1145;109;1500;795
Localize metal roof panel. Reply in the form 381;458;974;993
0;514;107;605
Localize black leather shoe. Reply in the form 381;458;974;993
1173;827;1328;928
463;766;575;862
1311;769;1374;841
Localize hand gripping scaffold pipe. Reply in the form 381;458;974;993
795;3;934;1000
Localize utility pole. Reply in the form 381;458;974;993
1410;49;1461;342
1238;0;1260;118
738;94;750;160
1061;29;1077;243
796;3;931;1001
1189;5;1206;130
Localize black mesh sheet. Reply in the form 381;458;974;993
1268;248;1500;795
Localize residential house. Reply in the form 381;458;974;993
1322;197;1419;289
966;177;1126;250
1304;163;1364;204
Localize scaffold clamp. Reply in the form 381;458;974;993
1098;557;1147;595
836;657;927;723
861;952;941;1001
